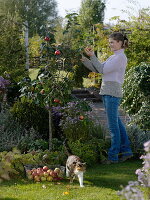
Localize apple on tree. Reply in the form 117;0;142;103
79;115;84;120
40;89;45;95
53;99;60;103
55;50;61;55
44;36;50;41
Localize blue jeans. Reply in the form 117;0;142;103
102;95;133;161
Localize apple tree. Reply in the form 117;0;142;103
17;33;81;150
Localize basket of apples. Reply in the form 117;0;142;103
26;166;64;182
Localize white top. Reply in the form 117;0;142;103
82;49;127;97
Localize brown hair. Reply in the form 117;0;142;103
109;32;128;49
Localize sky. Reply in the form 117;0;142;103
56;0;150;23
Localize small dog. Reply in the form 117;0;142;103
66;155;86;187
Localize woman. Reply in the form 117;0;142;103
82;32;133;164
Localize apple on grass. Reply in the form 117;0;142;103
26;170;32;175
43;172;49;177
47;176;53;182
50;171;58;178
32;171;38;177
43;166;49;171
41;176;47;182
54;168;60;174
27;174;33;180
34;176;40;182
47;169;52;174
37;171;44;177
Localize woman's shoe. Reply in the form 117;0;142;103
102;160;118;164
119;155;133;162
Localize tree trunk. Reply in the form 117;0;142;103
48;109;53;151
24;21;29;70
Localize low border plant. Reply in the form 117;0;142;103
118;140;150;200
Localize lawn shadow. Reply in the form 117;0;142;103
84;160;142;190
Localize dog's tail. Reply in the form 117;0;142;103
63;139;73;156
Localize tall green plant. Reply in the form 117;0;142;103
111;8;150;69
121;62;150;130
0;0;58;37
0;16;26;81
79;0;105;30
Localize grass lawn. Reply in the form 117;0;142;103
0;160;142;200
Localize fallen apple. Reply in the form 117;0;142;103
50;171;58;177
47;169;52;174
43;172;49;177
27;174;33;180
32;171;38;177
54;168;61;174
34;175;40;182
47;176;53;182
41;176;47;182
43;166;49;171
26;170;32;175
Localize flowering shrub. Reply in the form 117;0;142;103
118;140;150;200
126;125;150;156
122;62;150;130
118;181;144;200
135;141;150;188
59;100;93;141
0;76;10;92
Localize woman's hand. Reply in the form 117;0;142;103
84;47;94;57
80;54;87;62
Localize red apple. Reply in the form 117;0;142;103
55;50;61;55
50;171;58;177
40;89;45;94
53;98;60;103
79;115;84;120
43;166;49;171
37;170;44;176
32;171;38;177
44;36;50;41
